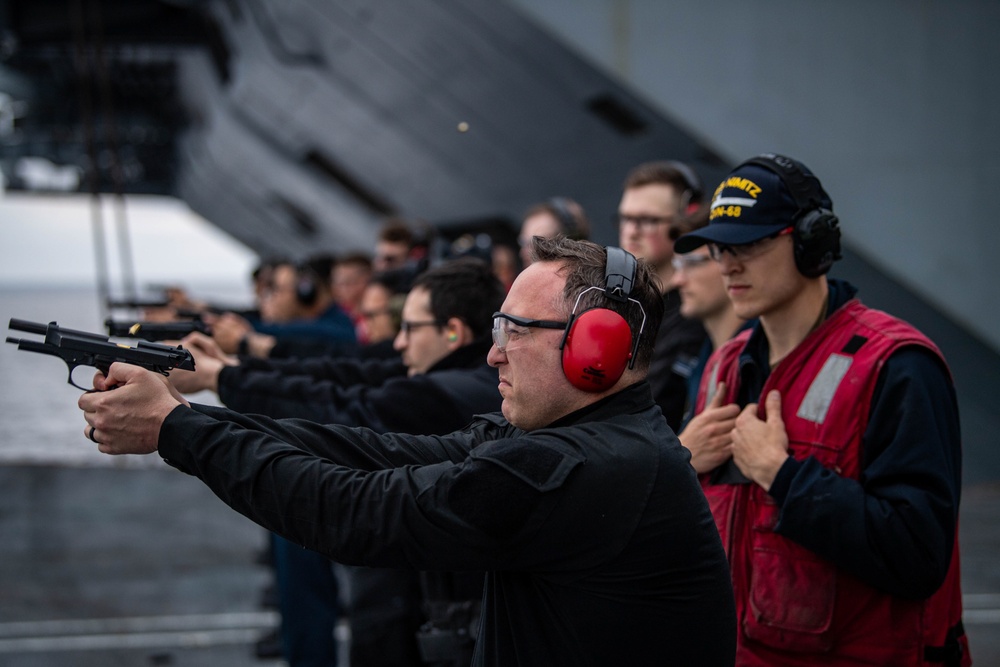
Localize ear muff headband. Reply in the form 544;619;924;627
739;154;842;278
547;197;581;240
739;154;822;214
664;160;704;213
603;245;635;305
296;271;319;306
559;247;646;392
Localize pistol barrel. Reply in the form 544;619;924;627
8;318;50;335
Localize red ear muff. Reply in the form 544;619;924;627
561;308;633;392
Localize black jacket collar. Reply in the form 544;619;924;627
546;382;655;429
427;334;494;374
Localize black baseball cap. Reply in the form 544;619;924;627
674;156;832;253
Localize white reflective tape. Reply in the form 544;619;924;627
796;354;853;424
705;362;721;406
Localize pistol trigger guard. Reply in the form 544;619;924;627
68;363;107;392
67;365;90;392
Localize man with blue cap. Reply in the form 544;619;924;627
675;153;970;666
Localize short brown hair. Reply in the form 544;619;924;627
622;161;704;212
378;218;415;247
522;197;591;241
337;252;373;270
412;258;504;339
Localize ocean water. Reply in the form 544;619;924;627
0;284;250;467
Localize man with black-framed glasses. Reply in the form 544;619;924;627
166;257;505;667
168;258;502;424
664;206;751;459
616;160;709;431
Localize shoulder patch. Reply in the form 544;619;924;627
470;437;584;491
446;437;585;541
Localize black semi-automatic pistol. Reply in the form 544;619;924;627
6;318;196;390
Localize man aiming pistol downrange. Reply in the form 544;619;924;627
78;237;736;667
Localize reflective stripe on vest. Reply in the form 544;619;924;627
796;353;853;424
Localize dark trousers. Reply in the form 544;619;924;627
272;533;339;667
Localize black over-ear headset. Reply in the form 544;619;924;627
664;160;704;215
739;153;842;278
295;264;321;306
547;197;582;240
559;246;646;392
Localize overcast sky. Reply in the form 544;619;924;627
0;193;258;298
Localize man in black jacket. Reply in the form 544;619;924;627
173;258;505;667
172;258;500;432
80;237;737;666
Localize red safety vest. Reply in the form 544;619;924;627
697;300;969;666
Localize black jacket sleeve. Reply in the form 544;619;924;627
217;362;496;435
188;402;478;468
769;346;961;599
230;355;407;385
217;356;406;422
157;407;606;572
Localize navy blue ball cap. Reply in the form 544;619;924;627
674;158;831;253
